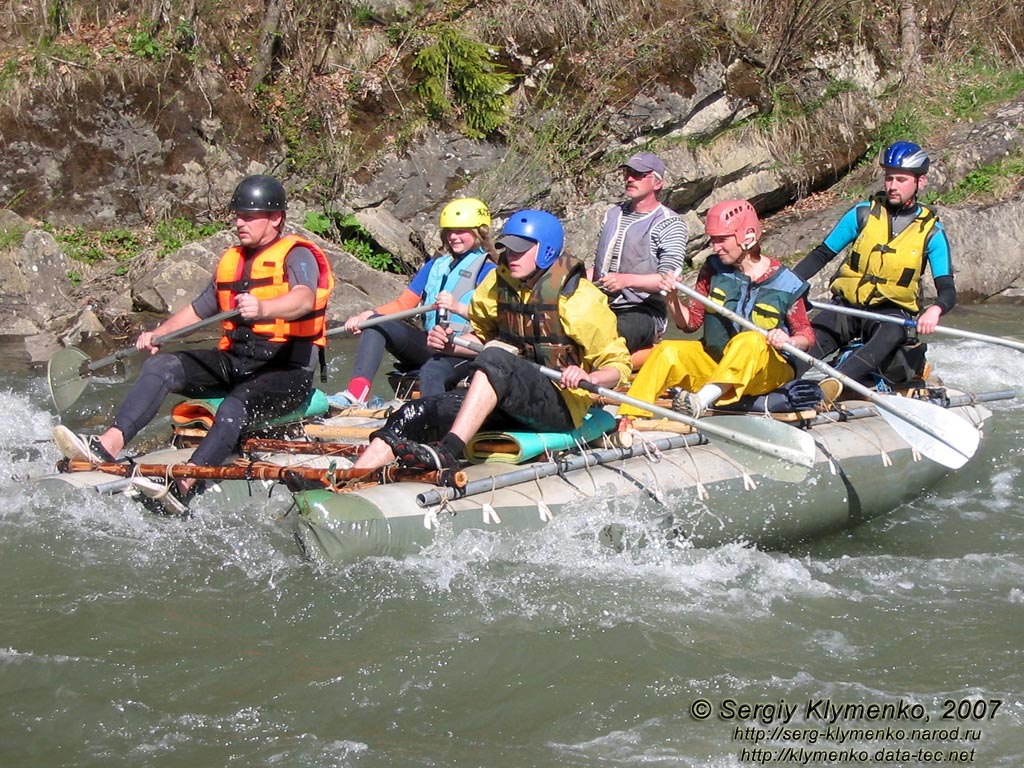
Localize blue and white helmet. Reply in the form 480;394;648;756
881;141;930;175
497;210;564;270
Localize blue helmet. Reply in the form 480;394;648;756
881;141;930;175
498;209;564;269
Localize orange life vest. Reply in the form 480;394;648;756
214;234;335;354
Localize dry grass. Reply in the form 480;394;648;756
2;0;1022;208
483;0;661;50
745;0;855;80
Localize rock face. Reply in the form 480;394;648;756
2;9;1023;367
941;202;1024;303
0;210;407;365
0;65;272;228
0;210;82;366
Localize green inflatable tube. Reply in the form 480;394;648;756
171;388;330;431
464;407;617;464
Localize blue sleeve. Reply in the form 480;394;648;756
406;259;436;297
924;222;953;279
476;260;497;284
821;203;870;253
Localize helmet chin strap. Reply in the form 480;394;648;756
913;176;924;200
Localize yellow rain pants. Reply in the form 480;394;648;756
618;331;795;417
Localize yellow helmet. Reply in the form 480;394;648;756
439;197;491;229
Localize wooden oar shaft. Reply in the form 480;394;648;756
675;281;973;463
450;337;815;468
303;424;376;440
808;300;1024;353
63;459;466;487
241;438;362;456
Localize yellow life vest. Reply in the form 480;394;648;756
829;199;937;312
215;234;335;351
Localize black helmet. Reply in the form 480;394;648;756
229;175;287;212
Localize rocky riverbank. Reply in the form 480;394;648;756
1;4;1022;368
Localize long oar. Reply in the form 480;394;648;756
451;337;817;482
808;300;1024;353
675;282;979;469
48;303;438;412
47;309;242;413
325;303;437;337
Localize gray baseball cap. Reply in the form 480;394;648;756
620;152;666;177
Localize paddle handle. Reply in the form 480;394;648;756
659;266;683;296
808;300;915;329
87;308;242;372
808;300;1024;353
326;303;437;338
450;337;815;467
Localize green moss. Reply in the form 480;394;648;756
0;223;27;250
938;55;1024;120
303;211;402;274
863;107;929;168
57;227;141;265
926;152;1024;206
153;217;225;257
53;218;226;275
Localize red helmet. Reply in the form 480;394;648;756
705;199;762;249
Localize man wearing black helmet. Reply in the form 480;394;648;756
793;140;956;391
54;174;335;500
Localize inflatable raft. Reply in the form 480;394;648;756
38;388;1013;565
289;389;1008;564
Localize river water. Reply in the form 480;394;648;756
2;306;1023;767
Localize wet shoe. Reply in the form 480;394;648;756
128;477;191;517
53;425;117;464
819;377;844;407
392;439;460;471
671;390;705;419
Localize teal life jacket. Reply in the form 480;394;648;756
421;246;490;331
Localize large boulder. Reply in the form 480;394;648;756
0;210;80;364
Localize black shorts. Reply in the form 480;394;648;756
372;346;575;444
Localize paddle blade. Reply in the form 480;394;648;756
47;346;91;412
875;395;980;470
702;415;818;483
